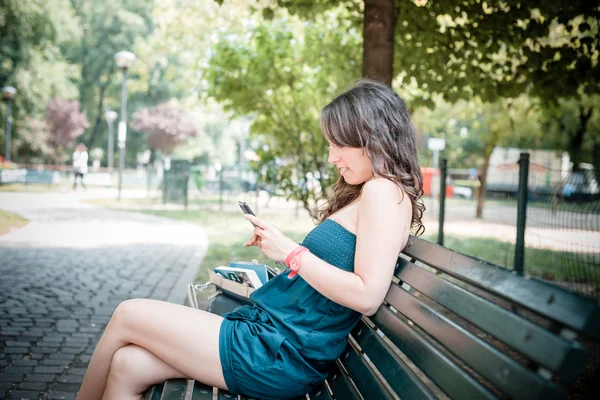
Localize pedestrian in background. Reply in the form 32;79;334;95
72;143;88;190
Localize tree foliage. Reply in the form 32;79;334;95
12;117;53;163
393;0;599;104
204;7;362;217
0;0;80;157
2;0;597;189
66;0;154;150
540;95;600;173
273;0;600;182
271;0;598;103
131;102;198;153
45;98;90;159
414;94;560;217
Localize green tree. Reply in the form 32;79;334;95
66;0;154;151
0;0;80;162
12;117;53;163
541;95;600;176
414;95;544;217
204;8;362;218
267;1;598;99
276;0;599;168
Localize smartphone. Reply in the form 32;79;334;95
238;201;258;227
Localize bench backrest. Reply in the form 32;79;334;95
318;236;599;400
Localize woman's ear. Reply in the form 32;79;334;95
371;156;385;172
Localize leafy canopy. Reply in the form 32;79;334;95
204;6;362;217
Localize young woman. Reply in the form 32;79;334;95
76;79;424;400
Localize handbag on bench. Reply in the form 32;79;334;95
187;261;279;315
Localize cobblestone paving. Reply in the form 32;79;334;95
0;193;207;400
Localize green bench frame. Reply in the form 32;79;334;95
144;236;599;399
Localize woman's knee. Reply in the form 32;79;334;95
108;345;141;380
109;298;152;330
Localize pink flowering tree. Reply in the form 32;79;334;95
45;98;89;165
132;102;198;154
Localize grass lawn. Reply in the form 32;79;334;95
139;208;314;283
89;194;227;209
86;198;315;284
0;183;71;192
0;209;29;236
88;197;163;209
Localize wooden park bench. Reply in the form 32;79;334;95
144;236;599;400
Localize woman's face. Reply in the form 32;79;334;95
327;142;374;185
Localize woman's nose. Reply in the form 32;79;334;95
328;149;340;164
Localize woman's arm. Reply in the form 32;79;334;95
245;178;412;316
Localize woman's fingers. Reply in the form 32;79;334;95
244;234;261;247
244;214;268;229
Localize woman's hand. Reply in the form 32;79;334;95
242;214;299;262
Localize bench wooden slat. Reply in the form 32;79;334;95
308;382;333;400
372;306;497;400
191;381;212;399
351;319;436;400
386;282;564;400
216;388;237;399
160;379;187;400
327;360;362;399
395;258;588;380
403;237;600;340
142;382;164;400
340;340;395;400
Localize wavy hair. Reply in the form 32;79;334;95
318;79;425;236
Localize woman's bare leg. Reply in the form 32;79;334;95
102;344;185;400
76;299;228;400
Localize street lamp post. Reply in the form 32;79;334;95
105;109;118;170
114;50;136;201
215;162;223;211
2;86;17;162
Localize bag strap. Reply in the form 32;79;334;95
187;281;210;310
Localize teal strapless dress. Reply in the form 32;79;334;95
218;219;360;399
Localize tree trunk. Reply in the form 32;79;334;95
85;80;111;149
568;105;592;173
592;136;600;188
476;148;493;219
363;0;397;85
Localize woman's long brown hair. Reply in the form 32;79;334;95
318;79;425;236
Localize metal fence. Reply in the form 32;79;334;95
526;163;599;298
438;154;600;300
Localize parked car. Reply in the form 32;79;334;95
562;164;599;201
453;186;474;199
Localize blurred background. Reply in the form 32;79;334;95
0;0;598;396
2;0;597;295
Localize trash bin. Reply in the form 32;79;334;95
163;159;190;208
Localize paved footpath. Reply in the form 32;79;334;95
0;192;208;400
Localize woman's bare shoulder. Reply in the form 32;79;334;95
361;178;404;202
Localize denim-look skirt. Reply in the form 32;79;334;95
219;305;326;400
